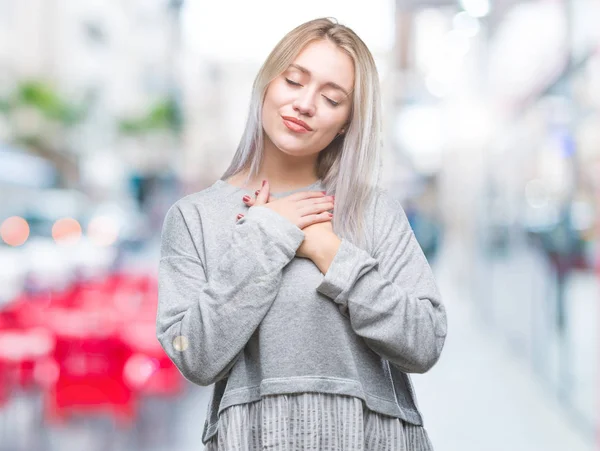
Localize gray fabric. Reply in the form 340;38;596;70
204;393;434;451
156;179;447;445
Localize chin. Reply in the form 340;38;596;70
271;136;310;155
276;144;309;156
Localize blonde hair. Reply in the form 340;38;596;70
221;17;383;249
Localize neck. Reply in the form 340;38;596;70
245;133;321;192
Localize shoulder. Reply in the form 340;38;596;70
174;183;223;212
160;185;225;255
370;187;413;236
161;183;224;235
164;182;227;221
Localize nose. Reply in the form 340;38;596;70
292;90;316;117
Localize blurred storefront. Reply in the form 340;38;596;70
393;0;599;439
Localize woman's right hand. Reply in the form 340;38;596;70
237;180;334;230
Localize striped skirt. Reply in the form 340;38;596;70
204;393;434;450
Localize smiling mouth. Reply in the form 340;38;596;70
281;116;312;133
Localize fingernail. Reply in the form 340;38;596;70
262;180;266;187
255;190;260;196
328;212;333;217
242;195;250;202
321;191;327;194
236;214;244;220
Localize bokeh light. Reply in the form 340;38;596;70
172;335;189;352
87;215;120;247
0;216;30;246
52;218;82;245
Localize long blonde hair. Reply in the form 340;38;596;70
221;17;383;249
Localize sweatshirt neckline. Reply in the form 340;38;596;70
214;178;325;198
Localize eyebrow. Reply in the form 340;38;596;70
288;64;351;97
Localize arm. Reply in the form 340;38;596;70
315;192;447;374
157;201;304;386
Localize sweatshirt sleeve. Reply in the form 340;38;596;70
157;200;305;386
315;191;447;374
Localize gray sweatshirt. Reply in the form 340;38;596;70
156;179;447;444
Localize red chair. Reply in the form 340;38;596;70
0;327;56;390
42;308;136;427
1;270;170;430
120;322;183;397
0;360;9;408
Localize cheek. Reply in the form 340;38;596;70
262;94;279;126
264;82;286;107
321;114;348;135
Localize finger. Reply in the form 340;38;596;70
236;213;244;221
303;196;334;206
254;181;270;205
297;211;333;229
288;191;328;201
297;197;334;212
242;195;255;207
252;190;274;203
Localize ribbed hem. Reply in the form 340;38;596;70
201;376;424;444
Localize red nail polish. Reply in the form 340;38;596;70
321;191;327;194
262;180;266;187
242;195;250;202
255;190;260;196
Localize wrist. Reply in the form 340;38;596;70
312;235;342;274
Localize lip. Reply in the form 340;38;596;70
281;116;312;132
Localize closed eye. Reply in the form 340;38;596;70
285;79;340;107
323;96;339;107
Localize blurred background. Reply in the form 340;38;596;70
0;0;598;450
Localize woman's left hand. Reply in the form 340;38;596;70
238;190;339;263
296;220;335;260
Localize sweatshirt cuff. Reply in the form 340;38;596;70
244;205;305;254
315;238;378;306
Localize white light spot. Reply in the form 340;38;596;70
173;335;189;352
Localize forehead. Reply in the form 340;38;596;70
290;40;354;93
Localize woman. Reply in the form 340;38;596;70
157;17;447;451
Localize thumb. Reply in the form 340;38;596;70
254;180;270;206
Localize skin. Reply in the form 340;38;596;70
231;39;355;274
